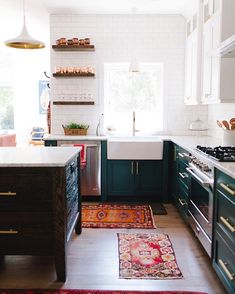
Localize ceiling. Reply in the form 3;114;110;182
41;0;197;18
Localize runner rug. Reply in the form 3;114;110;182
82;204;156;229
0;290;208;294
118;233;183;279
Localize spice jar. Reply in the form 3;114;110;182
79;39;85;45
67;39;73;45
59;38;67;45
72;38;79;45
84;38;90;45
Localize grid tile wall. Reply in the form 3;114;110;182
50;14;208;135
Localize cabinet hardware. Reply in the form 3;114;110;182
186;167;212;187
178;198;187;206
196;226;200;233
70;162;76;173
136;161;139;175
219;259;235;281
220;183;235;196
178;152;185;158
131;161;134;175
0;192;16;196
179;172;188;179
173;146;176;161
0;229;18;234
220;216;235;233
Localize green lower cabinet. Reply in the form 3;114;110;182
107;160;134;196
134;161;162;196
107;160;162;201
175;186;189;221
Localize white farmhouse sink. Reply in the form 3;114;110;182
107;136;163;160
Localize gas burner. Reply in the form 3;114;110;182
196;145;235;162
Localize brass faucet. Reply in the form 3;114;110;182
132;111;139;136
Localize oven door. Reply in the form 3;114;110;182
186;166;213;256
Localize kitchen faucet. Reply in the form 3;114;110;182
132;111;139;136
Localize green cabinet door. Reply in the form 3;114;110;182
107;160;134;196
107;160;163;201
135;160;162;197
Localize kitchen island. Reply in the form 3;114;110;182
0;147;81;282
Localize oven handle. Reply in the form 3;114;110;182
186;167;212;188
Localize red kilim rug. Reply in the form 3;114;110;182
82;204;156;229
118;233;183;279
0;290;208;294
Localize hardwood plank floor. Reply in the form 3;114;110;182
0;204;226;294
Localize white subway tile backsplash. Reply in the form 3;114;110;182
50;14;207;135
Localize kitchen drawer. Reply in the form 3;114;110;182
213;231;235;294
216;169;235;202
176;146;190;165
178;162;189;191
215;189;235;244
0;212;53;254
0;169;52;210
175;186;189;221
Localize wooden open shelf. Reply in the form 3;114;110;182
53;101;95;105
52;45;95;51
53;73;95;77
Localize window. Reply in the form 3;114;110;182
104;63;163;135
0;48;14;130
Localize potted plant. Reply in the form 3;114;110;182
62;122;89;135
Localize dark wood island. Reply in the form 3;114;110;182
0;147;81;282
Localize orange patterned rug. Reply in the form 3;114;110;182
82;204;156;229
118;233;183;279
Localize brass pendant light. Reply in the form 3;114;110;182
4;0;45;49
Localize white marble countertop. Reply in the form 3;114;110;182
0;147;81;167
44;134;109;141
42;134;235;178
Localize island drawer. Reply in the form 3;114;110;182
0;212;53;254
0;169;52;210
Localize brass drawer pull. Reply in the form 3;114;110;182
136;161;139;175
219;259;235;281
179;172;188;179
220;183;235;196
131;161;134;175
220;216;235;233
0;229;18;234
0;191;16;196
178;198;187;206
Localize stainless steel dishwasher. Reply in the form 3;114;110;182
58;140;101;197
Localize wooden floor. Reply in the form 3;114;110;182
0;204;226;294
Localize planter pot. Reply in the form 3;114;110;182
63;127;87;136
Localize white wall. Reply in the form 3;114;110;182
0;0;50;146
50;14;208;136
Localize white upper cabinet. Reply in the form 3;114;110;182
201;0;235;104
184;3;202;105
184;0;235;105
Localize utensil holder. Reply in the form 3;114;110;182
223;130;235;145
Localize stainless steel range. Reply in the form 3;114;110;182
196;145;235;161
186;151;214;257
186;145;235;256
